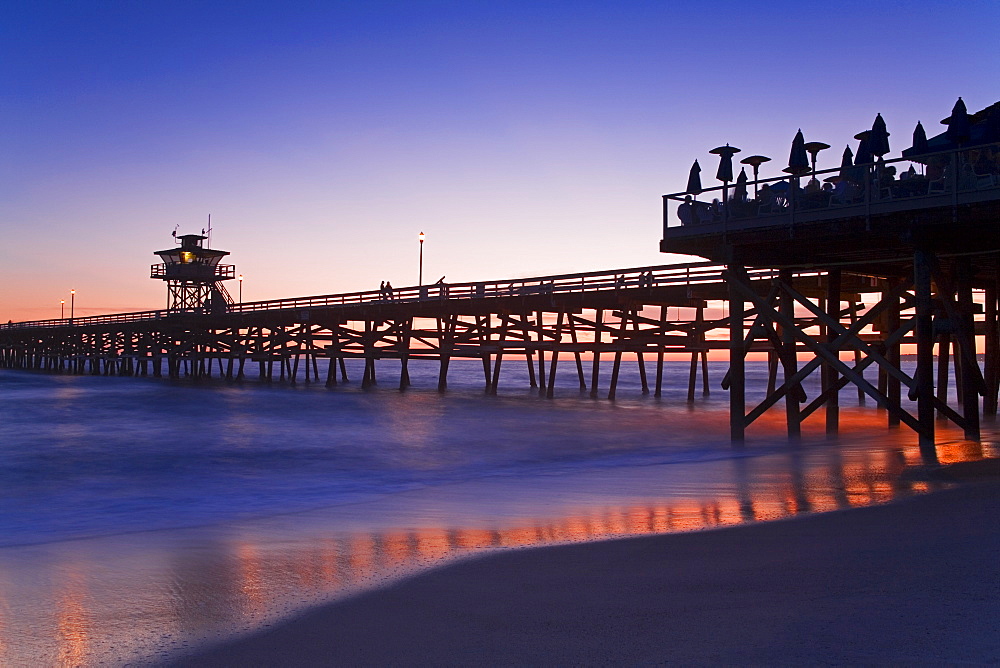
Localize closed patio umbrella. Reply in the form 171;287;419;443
870;113;891;157
839;145;854;180
734;167;748;202
685;159;703;196
784;129;810;175
854;132;874;165
912;121;929;154
944;97;971;146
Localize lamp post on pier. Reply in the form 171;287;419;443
70;289;75;324
238;274;243;303
418;232;425;287
60;300;65;319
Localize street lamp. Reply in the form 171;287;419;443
70;289;75;324
61;299;65;319
418;231;425;287
238;274;243;303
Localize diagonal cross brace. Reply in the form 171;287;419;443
729;277;922;432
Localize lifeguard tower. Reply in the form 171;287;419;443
151;233;236;313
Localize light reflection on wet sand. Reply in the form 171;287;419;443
0;421;995;667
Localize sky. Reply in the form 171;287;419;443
2;0;998;321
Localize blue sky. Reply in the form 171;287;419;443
2;0;998;319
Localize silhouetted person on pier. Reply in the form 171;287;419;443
710;198;723;220
758;183;779;211
385;282;394;300
694;200;714;223
379;281;386;299
677;195;694;225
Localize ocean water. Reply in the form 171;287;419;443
0;359;993;666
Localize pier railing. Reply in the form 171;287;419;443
662;141;1000;238
3;261;783;330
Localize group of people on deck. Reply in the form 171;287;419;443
678;145;1000;226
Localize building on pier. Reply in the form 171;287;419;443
660;96;1000;457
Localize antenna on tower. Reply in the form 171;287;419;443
172;224;179;240
207;214;212;247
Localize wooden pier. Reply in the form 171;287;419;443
0;262;880;401
2;120;998;457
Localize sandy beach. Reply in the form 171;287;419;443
171;470;1000;666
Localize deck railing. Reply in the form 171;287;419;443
2;261;782;330
150;263;236;280
662;141;1000;238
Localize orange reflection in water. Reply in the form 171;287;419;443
936;438;987;465
236;542;266;619
453;528;496;550
496;526;540;547
192;426;986;656
163;432;982;644
348;535;375;581
414;528;450;561
55;567;90;668
380;531;414;572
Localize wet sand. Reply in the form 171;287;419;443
171;472;1000;666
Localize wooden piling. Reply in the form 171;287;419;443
985;280;999;416
825;269;841;434
913;249;938;461
779;269;801;439
545;311;564;398
399;318;412;391
438;317;452;392
655;306;666;397
955;259;980;440
568;315;587;390
886;286;901;428
728;267;746;442
535;310;546;395
590;309;602;398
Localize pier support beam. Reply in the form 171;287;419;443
955;259;980;440
913;249;938;462
886;285;902;428
985;277;999;417
727;265;746;442
590;310;602;398
824;269;841;435
779;269;801;439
